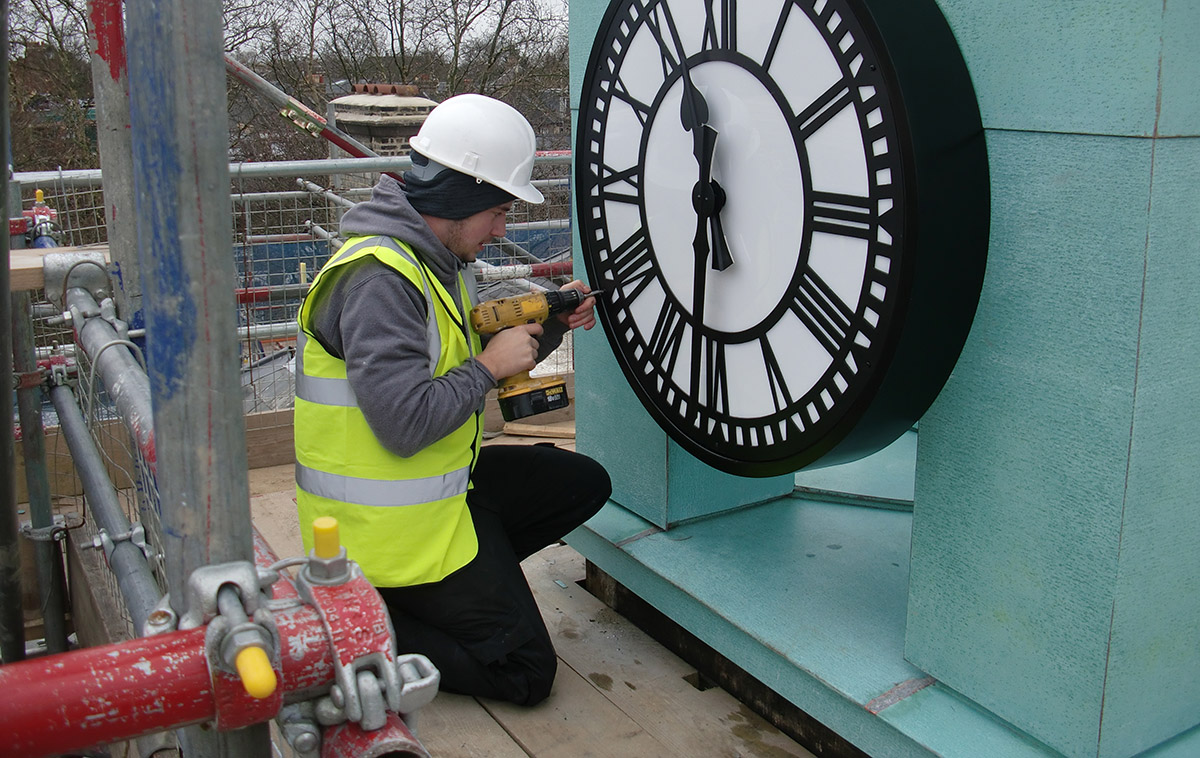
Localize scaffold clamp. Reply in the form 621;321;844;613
42;251;111;309
86;522;151;562
19;512;83;542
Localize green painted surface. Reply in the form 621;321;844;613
935;0;1168;136
1158;3;1200;136
909;129;1200;757
908;129;1150;755
1099;137;1200;758
794;427;917;508
570;497;1200;758
876;685;1057;757
570;499;1063;758
570;499;939;758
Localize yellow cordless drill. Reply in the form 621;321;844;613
469;289;601;422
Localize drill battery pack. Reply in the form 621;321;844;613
497;374;570;422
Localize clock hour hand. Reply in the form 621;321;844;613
689;125;734;271
691;124;718;258
710;206;733;272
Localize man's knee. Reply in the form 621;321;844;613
499;639;558;706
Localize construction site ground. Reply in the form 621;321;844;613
249;429;817;758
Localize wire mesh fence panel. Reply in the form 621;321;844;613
11;177;107;248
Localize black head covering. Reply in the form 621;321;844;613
402;152;517;220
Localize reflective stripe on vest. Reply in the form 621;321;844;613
295;461;471;506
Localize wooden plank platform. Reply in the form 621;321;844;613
248;457;815;758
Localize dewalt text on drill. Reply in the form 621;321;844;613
469;288;602;422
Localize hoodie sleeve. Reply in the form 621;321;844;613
313;258;496;458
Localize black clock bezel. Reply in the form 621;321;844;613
576;0;989;477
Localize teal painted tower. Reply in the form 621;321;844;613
905;2;1200;757
570;1;1200;756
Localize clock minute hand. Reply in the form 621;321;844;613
678;68;734;271
678;63;710;134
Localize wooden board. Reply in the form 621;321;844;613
522;545;817;758
244;409;295;469
501;420;576;439
16;409;294;505
9;244;110;291
479;666;674;758
417;693;529;758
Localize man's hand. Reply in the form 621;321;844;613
556;280;598;330
476;323;543;380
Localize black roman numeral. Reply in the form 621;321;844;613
789;268;869;356
701;0;736;52
810;191;874;240
611;77;652;126
759;336;796;414
642;0;685;79
701;334;728;416
762;0;793;70
609;228;656;305
794;78;853;141
599;163;642;205
648;298;687;379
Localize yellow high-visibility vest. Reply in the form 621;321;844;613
294;235;482;587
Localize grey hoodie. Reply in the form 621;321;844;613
306;175;566;457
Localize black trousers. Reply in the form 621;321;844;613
377;444;610;705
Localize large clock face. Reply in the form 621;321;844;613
577;0;989;476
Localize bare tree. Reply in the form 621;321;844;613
7;0;572;172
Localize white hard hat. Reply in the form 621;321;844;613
410;94;544;204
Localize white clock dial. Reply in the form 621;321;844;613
578;0;990;476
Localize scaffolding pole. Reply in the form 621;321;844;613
0;0;26;665
12;293;69;653
86;0;142;329
49;384;161;632
125;0;267;753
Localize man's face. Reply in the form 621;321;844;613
443;202;513;262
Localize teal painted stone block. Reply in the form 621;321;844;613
1159;2;1200;136
909;129;1200;757
935;0;1170;136
569;0;609;111
1098;136;1200;758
